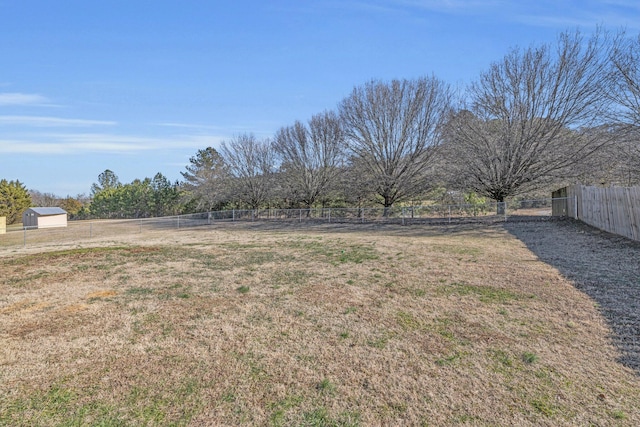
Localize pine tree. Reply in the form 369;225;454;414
0;179;32;225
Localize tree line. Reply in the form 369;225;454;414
174;29;640;214
2;28;639;223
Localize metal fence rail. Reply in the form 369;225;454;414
0;198;562;248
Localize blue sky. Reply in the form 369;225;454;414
1;1;639;196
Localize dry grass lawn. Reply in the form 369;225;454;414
0;221;639;426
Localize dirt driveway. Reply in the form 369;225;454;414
503;218;640;374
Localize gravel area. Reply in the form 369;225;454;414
504;218;640;374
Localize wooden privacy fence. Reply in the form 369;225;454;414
552;185;640;241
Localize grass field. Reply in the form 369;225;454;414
1;221;639;426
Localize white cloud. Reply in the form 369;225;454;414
344;0;506;15
155;122;223;131
357;0;640;29
0;93;51;107
0;132;225;155
0;115;117;127
0;140;142;154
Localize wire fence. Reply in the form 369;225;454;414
0;198;562;249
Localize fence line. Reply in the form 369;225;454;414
553;185;640;241
1;199;558;248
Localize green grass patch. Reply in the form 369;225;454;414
315;379;336;395
522;352;539;364
436;352;463;366
126;287;154;296
488;349;513;370
431;244;483;257
301;407;360;427
396;311;422;330
1;270;50;287
611;409;627;420
268;394;304;427
439;281;522;303
530;396;557;417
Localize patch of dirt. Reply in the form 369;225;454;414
1;300;50;314
504;218;640;374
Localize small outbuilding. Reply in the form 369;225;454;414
22;207;68;229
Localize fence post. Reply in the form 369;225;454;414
299;209;302;222
574;195;578;219
448;206;451;223
232;209;235;222
361;208;365;223
328;208;331;223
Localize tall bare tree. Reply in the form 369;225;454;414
339;77;453;209
274;111;345;207
611;32;640;128
220;133;276;209
609;32;640;184
444;29;616;202
29;190;59;207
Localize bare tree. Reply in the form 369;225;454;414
181;147;230;211
339;77;453;210
337;157;378;208
220;133;276;209
274;111;345;207
611;32;640;127
29;190;59;207
609;32;640;184
444;29;616;202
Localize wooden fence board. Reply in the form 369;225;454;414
561;184;640;242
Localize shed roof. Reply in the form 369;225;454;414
27;207;68;216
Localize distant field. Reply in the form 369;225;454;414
1;221;638;426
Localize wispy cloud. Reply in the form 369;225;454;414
0;93;51;107
511;0;640;30
0;140;144;154
344;0;506;16
0;132;224;155
0;116;117;127
396;0;505;13
352;0;640;29
155;122;223;131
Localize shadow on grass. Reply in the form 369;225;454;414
503;218;640;375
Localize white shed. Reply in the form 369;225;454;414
22;207;68;229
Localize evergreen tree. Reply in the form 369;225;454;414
0;179;32;225
181;147;231;211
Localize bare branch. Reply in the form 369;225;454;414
220;134;276;209
445;29;616;201
274;111;346;207
339;77;453;207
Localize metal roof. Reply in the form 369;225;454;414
27;207;67;216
